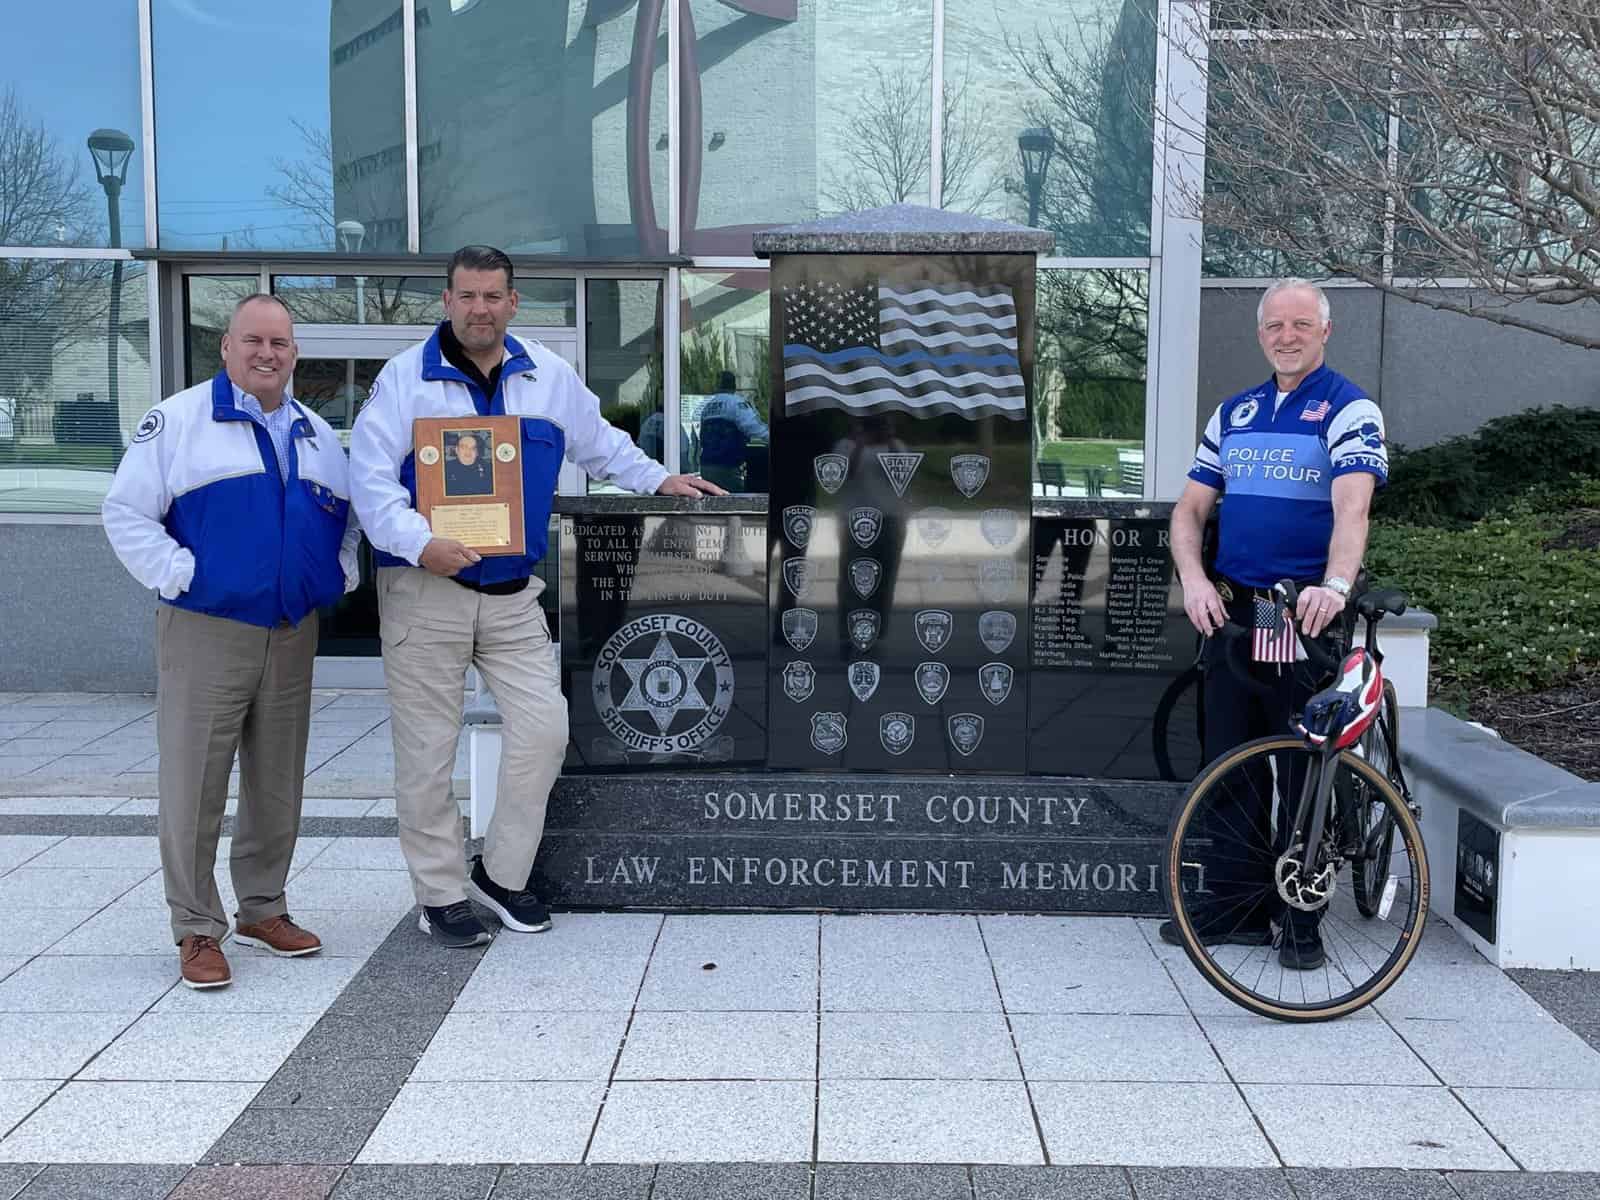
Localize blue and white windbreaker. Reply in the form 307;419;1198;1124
103;373;361;627
1189;364;1387;587
350;325;669;587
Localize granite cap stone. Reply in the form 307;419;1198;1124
754;204;1054;257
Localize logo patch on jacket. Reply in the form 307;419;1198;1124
133;410;165;443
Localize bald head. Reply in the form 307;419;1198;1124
222;294;298;409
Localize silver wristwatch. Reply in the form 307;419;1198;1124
1322;575;1352;598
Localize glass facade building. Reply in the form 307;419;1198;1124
0;0;1215;516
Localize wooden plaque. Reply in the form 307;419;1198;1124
413;414;526;556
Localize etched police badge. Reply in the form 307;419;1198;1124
848;559;882;599
877;451;924;497
782;558;814;599
782;661;816;703
781;608;818;652
979;508;1018;548
915;507;953;548
848;609;881;652
978;610;1016;655
880;712;915;756
814;453;849;495
948;713;985;756
782;505;816;549
847;661;880;702
978;662;1014;706
950;454;990;499
811;712;847;754
978;559;1016;604
914;661;950;705
591;615;735;754
848;506;883;549
914;609;953;654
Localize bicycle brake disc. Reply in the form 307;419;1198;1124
1275;842;1337;911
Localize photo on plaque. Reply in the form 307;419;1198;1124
413;414;526;556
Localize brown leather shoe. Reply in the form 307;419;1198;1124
233;914;323;958
179;935;231;990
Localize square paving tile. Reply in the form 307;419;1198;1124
1397;1018;1600;1088
203;1107;384;1166
22;838;161;872
330;1164;500;1200
489;1165;654;1199
982;915;1155;963
0;1082;259;1163
651;1162;812;1200
814;1163;972;1199
453;915;661;1013
1444;1170;1600;1199
636;915;817;1011
1125;1167;1296;1199
589;1081;814;1162
1031;1082;1277;1168
152;955;360;1014
303;839;409;872
1456;1087;1600;1170
414;1012;629;1081
818;1080;1041;1164
166;1165;344;1200
1198;1015;1434;1085
971;1165;1135;1199
820;1012;1018;1080
996;954;1189;1016
0;1082;55;1139
0;1013;131;1081
0;798;121;815
0;957;175;1015
42;905;192;958
79;1012;317;1082
0;962;24;987
1011;1014;1225;1082
0;869;152;910
1373;962;1551;1022
280;869;417;912
358;1082;602;1163
618;1012;814;1081
1284;1167;1460;1199
0;910;97;959
821;915;1000;1012
1243;1084;1514;1169
9;1163;191;1199
0;838;62;875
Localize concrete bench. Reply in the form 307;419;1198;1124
1365;607;1435;707
1402;706;1600;969
463;687;506;838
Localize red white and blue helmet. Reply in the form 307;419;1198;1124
1299;647;1384;750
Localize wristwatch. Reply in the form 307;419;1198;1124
1322;575;1353;598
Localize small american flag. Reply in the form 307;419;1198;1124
1300;398;1331;422
1252;594;1299;662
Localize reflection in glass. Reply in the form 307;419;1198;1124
155;0;405;251
680;270;771;491
944;0;1155;255
586;279;663;493
685;1;933;254
292;357;385;443
184;276;259;387
275;276;445;326
0;259;150;513
0;4;145;249
417;3;666;254
1033;267;1148;498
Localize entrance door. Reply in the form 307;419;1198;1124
293;325;580;687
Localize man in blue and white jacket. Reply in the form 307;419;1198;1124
350;245;721;948
103;294;360;990
1167;278;1388;970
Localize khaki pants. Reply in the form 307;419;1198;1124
376;567;568;907
157;605;317;943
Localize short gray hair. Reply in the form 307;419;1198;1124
1257;278;1330;327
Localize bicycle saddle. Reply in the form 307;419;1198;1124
1298;646;1384;750
1355;588;1407;618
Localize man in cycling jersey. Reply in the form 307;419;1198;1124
1167;278;1388;969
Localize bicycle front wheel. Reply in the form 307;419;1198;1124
1163;735;1429;1022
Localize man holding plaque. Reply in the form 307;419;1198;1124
350;245;722;948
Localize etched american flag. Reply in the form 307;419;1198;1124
780;279;1026;421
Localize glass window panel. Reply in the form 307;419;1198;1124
685;0;934;255
0;259;151;512
944;0;1156;256
274;275;447;326
154;1;405;251
1033;267;1148;499
417;4;667;256
292;356;386;443
184;276;260;387
585;278;663;493
1;3;146;249
680;268;770;491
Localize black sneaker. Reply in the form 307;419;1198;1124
1279;934;1327;971
1159;919;1273;948
467;856;552;934
418;900;493;948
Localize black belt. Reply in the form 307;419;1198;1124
451;576;529;596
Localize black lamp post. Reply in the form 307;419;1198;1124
87;128;135;421
1017;126;1055;228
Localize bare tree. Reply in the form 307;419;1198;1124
0;89;96;248
823;64;1002;213
1167;0;1600;350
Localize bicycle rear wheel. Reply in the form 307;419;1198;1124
1351;680;1401;918
1152;663;1205;782
1163;735;1429;1022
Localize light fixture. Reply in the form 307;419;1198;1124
336;219;367;253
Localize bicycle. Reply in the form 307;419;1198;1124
1161;581;1428;1021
